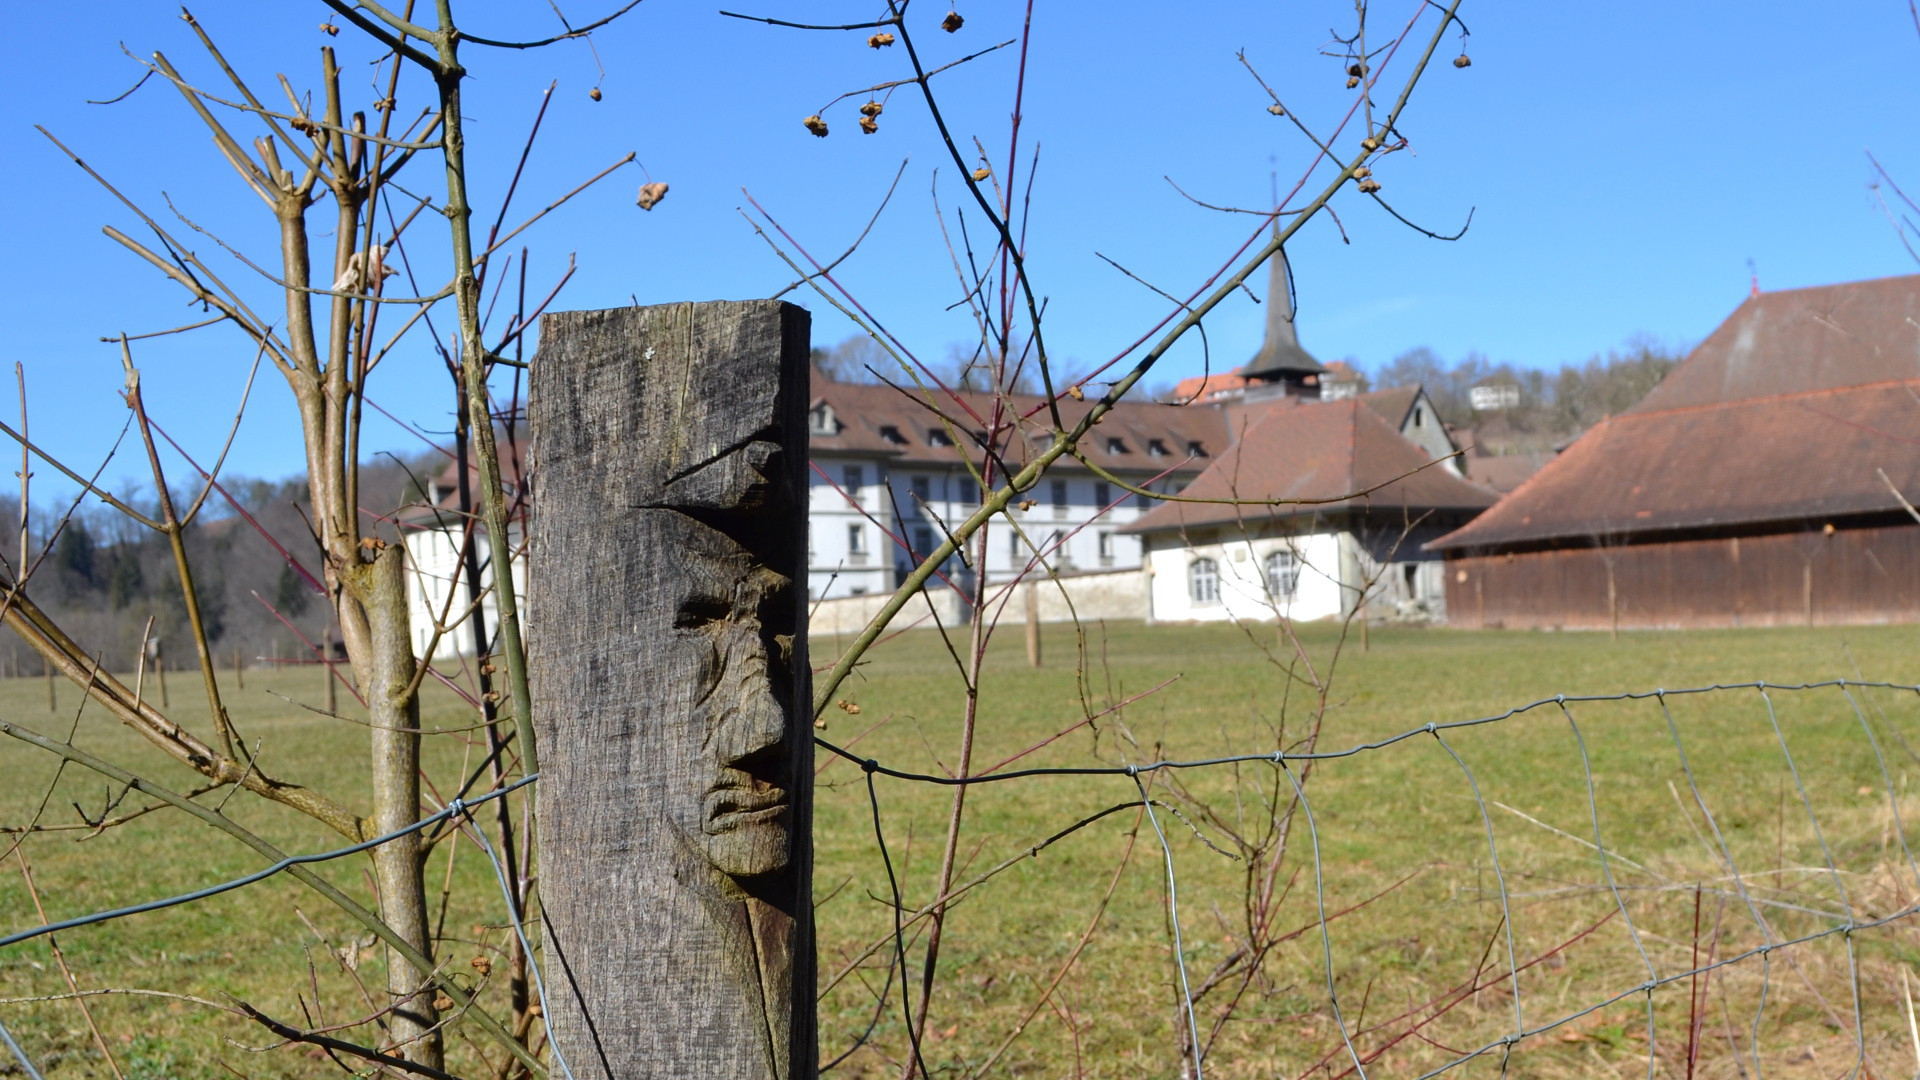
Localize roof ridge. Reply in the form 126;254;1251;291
1625;376;1920;420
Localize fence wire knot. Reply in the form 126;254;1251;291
862;758;879;774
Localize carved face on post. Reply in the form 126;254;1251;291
664;537;797;881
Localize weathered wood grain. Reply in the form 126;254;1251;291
530;301;814;1079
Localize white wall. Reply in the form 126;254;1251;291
808;457;1174;602
1145;530;1347;623
404;522;527;660
807;455;898;601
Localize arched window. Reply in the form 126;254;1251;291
1189;557;1220;605
1265;549;1300;602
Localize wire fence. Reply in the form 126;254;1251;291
821;677;1920;1080
6;678;1920;1078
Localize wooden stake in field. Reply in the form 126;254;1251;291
1025;580;1043;668
152;637;169;710
322;627;337;716
530;301;816;1080
233;645;244;691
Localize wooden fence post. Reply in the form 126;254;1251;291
1025;580;1042;668
530;301;814;1079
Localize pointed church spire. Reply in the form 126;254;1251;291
1239;246;1325;382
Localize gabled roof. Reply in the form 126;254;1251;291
1358;385;1420;429
1123;397;1497;534
1629;274;1920;412
1430;274;1920;553
1429;380;1920;550
809;372;1227;477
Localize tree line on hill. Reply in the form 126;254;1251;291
1363;336;1682;454
0;455;431;680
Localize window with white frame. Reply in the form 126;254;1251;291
1049;529;1071;567
912;526;934;558
842;465;863;493
1189;557;1220;604
809;403;838;435
1265;548;1301;602
1093;481;1110;510
956;476;977;505
847;523;866;554
910;475;931;505
1097;531;1115;564
1050;479;1069;516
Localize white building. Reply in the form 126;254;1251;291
804;374;1221;601
402;447;529;662
1124;394;1494;624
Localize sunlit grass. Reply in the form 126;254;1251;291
2;621;1918;1077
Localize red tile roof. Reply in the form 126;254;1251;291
1170;371;1254;404
808;371;1227;477
1123;397;1496;534
1429;380;1920;550
1431;275;1920;552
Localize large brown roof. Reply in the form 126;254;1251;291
1429;380;1920;550
1629;274;1920;413
809;372;1228;477
1123;397;1497;534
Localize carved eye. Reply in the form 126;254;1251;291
674;594;732;629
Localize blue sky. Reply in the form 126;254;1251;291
3;1;1918;494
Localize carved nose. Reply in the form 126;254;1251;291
715;626;787;767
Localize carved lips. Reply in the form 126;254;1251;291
704;776;790;836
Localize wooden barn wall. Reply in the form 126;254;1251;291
1444;524;1920;630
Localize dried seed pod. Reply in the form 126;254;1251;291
1453;54;1472;68
1345;76;1360;89
1066;384;1084;401
471;956;493;976
860;100;884;117
804;114;829;137
1347;63;1364;77
433;995;454;1011
846;702;862;715
869;31;896;47
859;115;878;134
972;167;991;181
1357;178;1381;194
319;21;339;35
1361;136;1380;151
1352;166;1371;179
942;10;964;31
1018;499;1037;511
813;716;828;729
1267;103;1285;116
636;181;669;211
588;86;603;101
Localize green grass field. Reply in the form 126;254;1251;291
4;621;1920;1078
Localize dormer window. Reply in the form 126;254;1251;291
1147;438;1169;458
1105;437;1128;455
879;424;907;445
927;428;953;447
809;403;838;436
1186;440;1207;457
